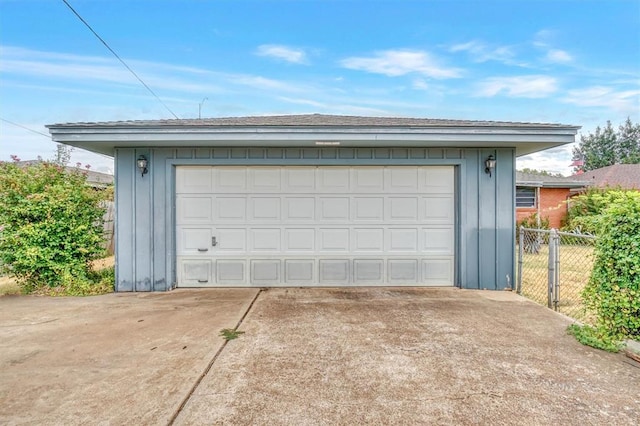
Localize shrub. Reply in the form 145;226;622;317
517;213;550;252
563;188;635;234
0;160;109;294
576;191;640;346
518;212;550;230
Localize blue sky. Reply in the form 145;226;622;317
1;0;638;175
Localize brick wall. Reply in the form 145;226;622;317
516;187;571;229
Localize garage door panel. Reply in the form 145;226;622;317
317;167;350;192
214;197;246;222
284;229;315;251
216;228;246;252
354;259;384;283
177;196;212;224
388;259;419;283
180;260;212;286
319;197;350;221
250;197;281;221
353;197;384;221
284;197;315;221
177;227;213;254
319;259;350;284
283;168;316;192
214;168;247;193
250;168;281;192
388;228;419;252
176;165;455;287
386;167;418;192
353;228;384;252
319;228;350;252
176;167;212;193
423;228;454;255
216;260;245;284
250;229;281;252
251;260;280;284
285;260;314;283
422;259;454;285
352;168;384;192
420;166;454;193
387;197;419;221
422;196;455;224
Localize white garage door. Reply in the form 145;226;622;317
176;166;455;287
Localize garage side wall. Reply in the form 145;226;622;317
114;147;515;291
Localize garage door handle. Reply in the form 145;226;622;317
197;279;208;283
212;237;218;247
197;248;209;252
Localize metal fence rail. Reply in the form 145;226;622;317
517;227;596;323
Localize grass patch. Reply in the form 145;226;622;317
220;328;245;341
1;256;115;297
0;275;21;296
519;244;595;323
567;324;623;353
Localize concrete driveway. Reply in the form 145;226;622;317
1;288;639;425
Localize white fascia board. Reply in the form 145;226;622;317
48;126;578;157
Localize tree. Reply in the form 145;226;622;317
53;143;74;166
518;168;564;177
572;118;640;173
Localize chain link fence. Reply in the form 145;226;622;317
517;227;596;323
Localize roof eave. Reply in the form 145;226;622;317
47;125;578;157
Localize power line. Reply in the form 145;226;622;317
61;0;179;119
0;118;51;138
0;117;115;161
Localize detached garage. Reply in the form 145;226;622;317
47;114;578;291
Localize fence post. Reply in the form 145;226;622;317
547;229;556;309
517;226;524;294
553;229;560;311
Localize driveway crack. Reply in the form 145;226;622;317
167;289;263;425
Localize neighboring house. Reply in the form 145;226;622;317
516;171;587;228
572;164;640;190
47;114;579;292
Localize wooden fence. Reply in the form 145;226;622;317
102;201;115;255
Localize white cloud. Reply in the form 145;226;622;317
0;45;307;96
533;29;555;48
530;31;574;65
517;145;576;176
546;49;573;64
563;86;640;113
340;49;462;79
255;44;308;64
475;75;558;98
412;79;429;90
449;40;515;64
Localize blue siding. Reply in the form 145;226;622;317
496;149;516;290
114;149;134;291
114;146;516;291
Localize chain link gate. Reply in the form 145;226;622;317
517;227;596;323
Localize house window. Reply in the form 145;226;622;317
516;187;536;208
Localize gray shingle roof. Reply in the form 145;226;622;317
572;164;640;190
516;171;587;188
48;113;577;129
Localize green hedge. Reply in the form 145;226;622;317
0;161;110;294
563;188;636;234
575;191;640;347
